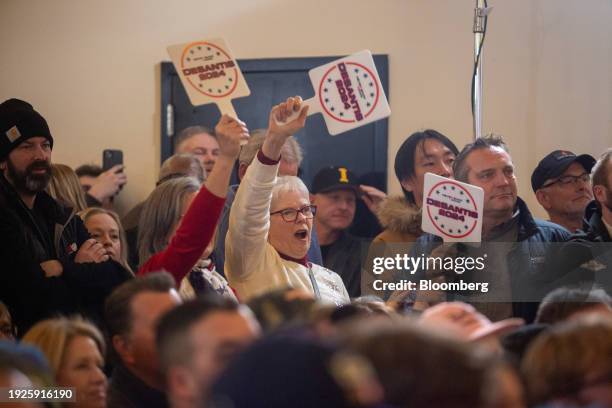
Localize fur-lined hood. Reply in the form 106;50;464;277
376;195;422;235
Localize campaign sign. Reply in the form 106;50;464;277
421;173;484;243
280;50;390;135
167;38;250;117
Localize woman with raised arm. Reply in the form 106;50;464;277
225;97;349;305
137;115;248;299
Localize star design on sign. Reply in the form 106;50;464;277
441;224;445;228
325;98;329;103
436;190;440;194
464;225;469;230
216;52;220;56
225;85;229;89
208;88;212;92
217;89;222;93
434;216;439;220
327;78;332;83
451;186;455;191
339;112;344;117
369;82;374;87
197;46;201;50
186;57;191;62
366;102;371;107
443;186;447;190
228;78;233;82
370;92;375;97
190;50;194;54
324;88;328;93
449;229;454;233
363;73;368;78
198;84;202;88
207;47;211;51
354;68;359;73
466;199;470;203
330;107;335;112
459;191;464;195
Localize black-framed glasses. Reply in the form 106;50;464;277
542;172;590;188
270;205;317;222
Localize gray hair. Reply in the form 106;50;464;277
174;125;215;150
158;153;205;185
453;134;509;182
271;176;310;210
138;177;200;265
239;129;303;166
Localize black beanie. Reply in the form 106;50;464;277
0;99;54;161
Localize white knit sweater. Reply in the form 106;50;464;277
225;154;349;305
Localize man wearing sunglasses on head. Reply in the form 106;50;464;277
532;150;596;233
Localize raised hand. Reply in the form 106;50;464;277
88;165;127;201
263;96;309;160
214;114;250;160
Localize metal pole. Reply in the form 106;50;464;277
473;0;487;140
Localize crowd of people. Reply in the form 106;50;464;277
0;96;611;407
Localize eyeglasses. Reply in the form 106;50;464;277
270;205;317;222
542;172;590;188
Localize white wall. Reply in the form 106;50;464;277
1;0;610;217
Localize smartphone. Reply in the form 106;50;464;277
102;149;123;172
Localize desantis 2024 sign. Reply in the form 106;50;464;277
421;173;484;243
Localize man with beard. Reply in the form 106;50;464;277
0;99;131;335
531;150;596;233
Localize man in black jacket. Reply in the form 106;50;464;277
548;149;612;294
0;98;131;335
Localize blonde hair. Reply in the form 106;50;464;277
21;317;105;375
79;207;133;275
46;164;88;212
138;176;201;266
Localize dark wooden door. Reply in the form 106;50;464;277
160;55;389;190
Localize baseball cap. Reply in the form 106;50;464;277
531;150;596;192
311;166;359;195
0;99;53;160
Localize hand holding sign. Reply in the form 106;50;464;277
167;38;250;118
421;173;484;243
277;50;391;135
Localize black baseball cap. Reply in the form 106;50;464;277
531;150;596;192
311;166;359;195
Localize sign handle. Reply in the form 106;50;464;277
217;100;238;119
215;100;248;145
274;97;319;126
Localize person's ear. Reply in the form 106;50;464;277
310;194;317;204
112;335;135;365
535;189;552;210
593;185;606;204
400;178;416;193
167;366;197;400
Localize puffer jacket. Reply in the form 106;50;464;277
361;196;423;298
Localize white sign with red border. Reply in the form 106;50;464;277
421;173;484;243
167;38;250;117
280;50;390;135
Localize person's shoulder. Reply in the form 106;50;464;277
532;219;571;239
